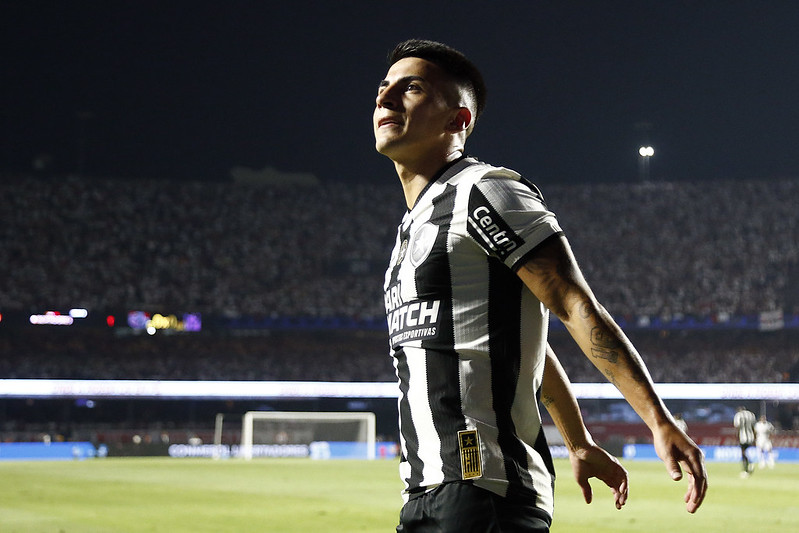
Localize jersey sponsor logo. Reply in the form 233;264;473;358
467;203;524;261
458;429;482;479
384;281;441;348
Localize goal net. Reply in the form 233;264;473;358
240;411;377;460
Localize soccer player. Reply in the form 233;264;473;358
734;406;757;476
375;39;707;532
754;414;776;469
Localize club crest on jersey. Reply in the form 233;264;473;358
410;222;437;267
458;429;482;479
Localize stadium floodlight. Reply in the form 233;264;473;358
638;145;655;181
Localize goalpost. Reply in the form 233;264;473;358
239;411;377;460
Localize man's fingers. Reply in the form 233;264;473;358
667;452;707;513
655;428;708;513
683;465;708;513
680;451;708;512
666;456;683;481
617;478;628;508
684;478;703;513
579;479;593;504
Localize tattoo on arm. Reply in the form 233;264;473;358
541;394;554;408
590;327;621;363
602;367;620;389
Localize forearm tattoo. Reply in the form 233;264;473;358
602;367;620;389
590;327;621;363
581;303;623;363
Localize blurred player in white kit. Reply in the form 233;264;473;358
754;414;775;469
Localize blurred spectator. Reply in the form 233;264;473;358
1;173;798;383
1;174;797;319
1;326;797;384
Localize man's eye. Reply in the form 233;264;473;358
406;84;421;92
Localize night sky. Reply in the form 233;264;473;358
3;1;798;185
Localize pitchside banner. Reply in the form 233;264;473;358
0;442;101;461
0;442;399;461
167;442;400;460
623;444;799;463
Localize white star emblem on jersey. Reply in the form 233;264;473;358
410;222;437;267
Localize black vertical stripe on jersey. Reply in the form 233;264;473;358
387;224;410;289
486;257;537;496
415;184;465;482
394;347;420;488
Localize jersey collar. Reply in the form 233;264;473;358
409;155;475;211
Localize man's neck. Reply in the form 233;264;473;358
394;150;464;209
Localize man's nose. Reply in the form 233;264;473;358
376;86;398;109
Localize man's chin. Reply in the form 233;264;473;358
375;139;399;158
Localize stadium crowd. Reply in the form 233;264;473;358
1;327;797;385
1;173;799;384
2;173;798;319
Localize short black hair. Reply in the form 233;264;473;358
388;39;487;121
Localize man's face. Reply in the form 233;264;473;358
373;57;458;161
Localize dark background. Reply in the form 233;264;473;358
3;0;798;185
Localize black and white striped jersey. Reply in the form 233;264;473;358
734;409;756;445
383;156;564;516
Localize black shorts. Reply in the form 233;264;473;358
396;481;551;533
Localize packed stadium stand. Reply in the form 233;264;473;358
1;173;798;382
2;173;798;319
2;173;799;444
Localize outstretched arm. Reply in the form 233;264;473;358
541;344;628;509
520;235;707;513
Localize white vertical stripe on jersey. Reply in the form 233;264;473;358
448;174;508;487
516;288;554;512
405;345;445;487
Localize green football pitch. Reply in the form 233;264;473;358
1;457;797;532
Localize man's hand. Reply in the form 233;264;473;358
653;421;708;513
569;443;629;510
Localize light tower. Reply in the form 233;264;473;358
638;145;654;182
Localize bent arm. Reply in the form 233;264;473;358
521;236;666;428
541;344;628;509
541;344;594;452
520;235;707;512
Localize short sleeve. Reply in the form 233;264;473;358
466;172;563;270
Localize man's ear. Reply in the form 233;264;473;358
446;107;472;133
